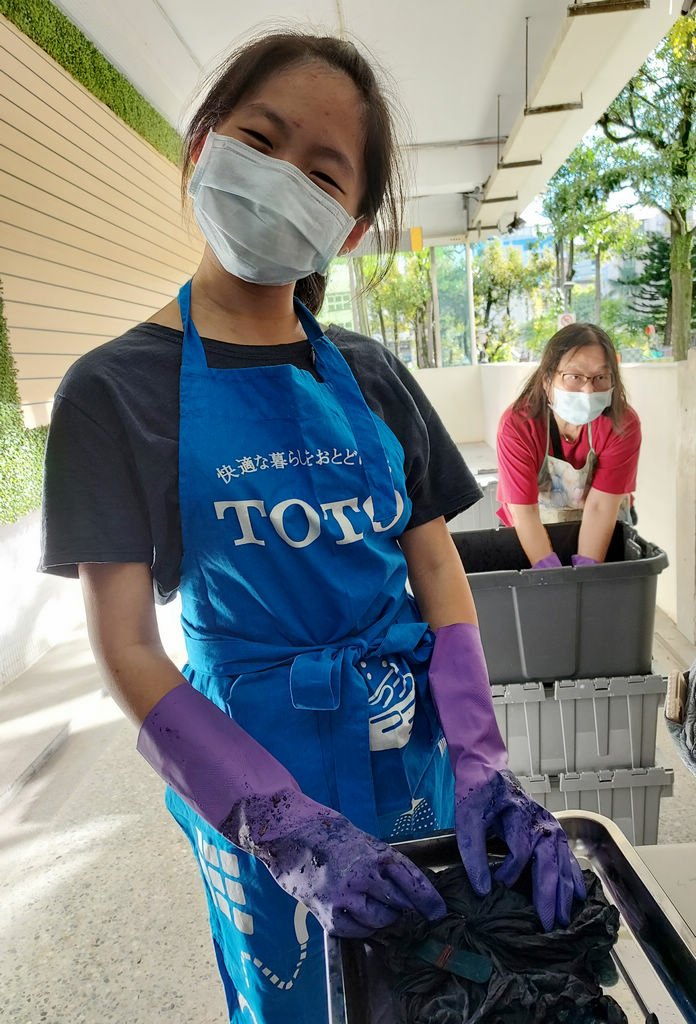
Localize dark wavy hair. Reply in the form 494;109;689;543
181;31;405;313
512;323;628;428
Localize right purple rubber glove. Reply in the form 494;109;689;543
428;623;586;931
572;554;598;567
531;552;562;569
138;684;446;938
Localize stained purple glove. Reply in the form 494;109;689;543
428;623;586;931
138;684;445;937
531;552;562;569
225;789;446;937
572;554;598;567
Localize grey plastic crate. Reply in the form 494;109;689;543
447;476;499;532
519;767;674;845
492;674;666;776
452;522;668;684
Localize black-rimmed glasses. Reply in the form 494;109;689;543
556;371;614;392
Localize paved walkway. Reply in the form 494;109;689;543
0;602;228;1024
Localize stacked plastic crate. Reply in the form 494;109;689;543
452;521;673;845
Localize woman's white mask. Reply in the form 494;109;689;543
188;132;357;286
550;386;614;426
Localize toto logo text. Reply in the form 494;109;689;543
213;492;405;549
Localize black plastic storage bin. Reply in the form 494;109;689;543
452;522;668;684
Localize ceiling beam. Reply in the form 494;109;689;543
567;1;651;15
524;100;584;115
405;136;506;151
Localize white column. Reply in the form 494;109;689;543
465;238;478;365
676;349;696;642
429;246;443;367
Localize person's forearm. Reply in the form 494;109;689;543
577;490;623;562
93;637;186;725
79;562;186;725
400;519;477;628
508;504;553;565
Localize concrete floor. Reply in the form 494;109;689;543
0;603;228;1024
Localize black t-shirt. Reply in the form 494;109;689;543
40;322;480;599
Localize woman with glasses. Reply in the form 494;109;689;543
496;323;641;568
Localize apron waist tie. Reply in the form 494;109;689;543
288;622;436;833
185;620;437;835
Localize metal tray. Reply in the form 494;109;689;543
325;812;696;1024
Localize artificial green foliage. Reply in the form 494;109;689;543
0;283;48;524
0;424;48;524
0;288;23;436
0;0;181;163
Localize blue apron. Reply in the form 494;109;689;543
165;280;453;1024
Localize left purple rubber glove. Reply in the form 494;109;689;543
428;623;586;930
572;554;598;567
138;684;446;937
531;552;562;570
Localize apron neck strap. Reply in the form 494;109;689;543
295;297;398;528
547;410;563;459
546;410;594;458
177;281;398;527
178;280;207;370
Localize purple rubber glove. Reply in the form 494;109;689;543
572;554;598;567
138;683;446;937
428;623;586;931
531;552;562;569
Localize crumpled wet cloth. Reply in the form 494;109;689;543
366;863;626;1024
666;661;696;777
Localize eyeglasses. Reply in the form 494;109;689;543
556;371;614;392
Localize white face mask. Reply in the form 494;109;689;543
550;386;614;426
188;132;357;286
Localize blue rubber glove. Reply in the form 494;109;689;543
572;554;598;567
531;553;562;569
428;623;586;931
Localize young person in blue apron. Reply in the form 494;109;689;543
497;323;641;569
41;33;584;1024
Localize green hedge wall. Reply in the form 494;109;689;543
0;423;48;524
0;287;23;436
0;286;48;525
0;0;181;163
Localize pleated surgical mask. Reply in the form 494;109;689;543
551;386;614;426
188;132;357;285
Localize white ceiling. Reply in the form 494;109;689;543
54;0;680;241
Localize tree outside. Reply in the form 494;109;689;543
598;14;696;360
322;249;475;369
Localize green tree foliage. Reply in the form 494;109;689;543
473;239;554;362
598;15;696;359
435;247;471;365
618;232;696;343
578;210;642;322
358;251;438;368
542;142;631;314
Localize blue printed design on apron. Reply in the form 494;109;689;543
166;281;453;1024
